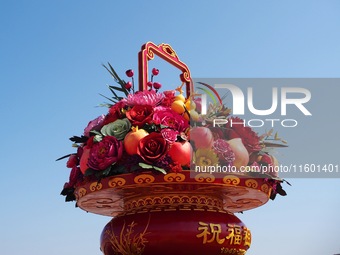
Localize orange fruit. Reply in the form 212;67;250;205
174;94;185;102
124;128;149;155
171;100;185;114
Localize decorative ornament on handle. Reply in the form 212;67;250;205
138;42;193;98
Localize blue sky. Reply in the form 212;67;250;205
1;1;339;254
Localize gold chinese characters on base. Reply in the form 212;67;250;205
74;171;272;255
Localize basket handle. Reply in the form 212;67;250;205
138;42;192;98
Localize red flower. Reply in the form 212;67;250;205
209;126;226;140
66;154;78;168
103;101;126;125
68;166;82;186
126;105;154;128
225;117;261;153
88;136;123;171
153;106;189;133
161;90;175;107
137;133;169;164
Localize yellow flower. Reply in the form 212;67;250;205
194;148;219;166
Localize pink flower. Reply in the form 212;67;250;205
153;107;189;133
123;90;164;107
212;139;235;164
88;136;123;171
84;115;105;137
161;128;178;143
161;90;175;107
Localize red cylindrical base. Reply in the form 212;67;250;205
100;210;251;255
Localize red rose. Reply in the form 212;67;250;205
88;136;123;171
103;101;126;125
137;132;169;164
126;105;153;128
225;117;261;153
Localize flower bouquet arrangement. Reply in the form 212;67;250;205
59;63;289;203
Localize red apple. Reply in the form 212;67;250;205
190;127;214;149
168;141;193;166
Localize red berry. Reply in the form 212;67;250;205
125;81;132;90
152;68;159;76
147;81;153;87
125;69;134;77
153;82;162;90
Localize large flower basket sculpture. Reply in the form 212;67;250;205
59;42;288;255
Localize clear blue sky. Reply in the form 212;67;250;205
1;1;339;254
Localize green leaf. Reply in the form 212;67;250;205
56;154;73;161
97;103;114;108
102;165;113;176
152;166;167;174
104;63;129;96
138;163;167;174
90;130;101;136
69;135;88;143
108;86;119;98
93;134;103;143
139;163;153;169
109;85;127;92
143;123;158;133
99;93;117;103
84;168;96;177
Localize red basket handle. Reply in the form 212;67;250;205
138;42;192;98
